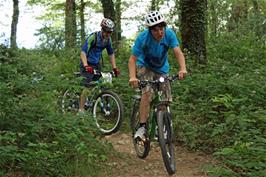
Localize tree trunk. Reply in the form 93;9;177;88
228;1;249;32
10;0;19;49
180;0;207;65
115;0;121;41
100;0;117;46
252;0;259;15
65;0;76;48
243;0;248;19
80;0;85;44
209;0;218;36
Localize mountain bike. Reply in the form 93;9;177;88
130;75;178;175
61;70;124;135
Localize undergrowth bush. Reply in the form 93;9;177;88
0;46;114;176
1;26;265;176
171;31;266;176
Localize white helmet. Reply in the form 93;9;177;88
145;11;165;27
101;18;115;32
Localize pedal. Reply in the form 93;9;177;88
135;136;149;142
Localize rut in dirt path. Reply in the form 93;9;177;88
102;132;213;177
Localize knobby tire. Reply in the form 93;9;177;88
130;97;150;159
92;90;124;135
157;110;176;175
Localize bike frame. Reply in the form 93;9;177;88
147;87;171;140
133;77;173;141
131;75;178;174
62;70;124;135
82;71;114;110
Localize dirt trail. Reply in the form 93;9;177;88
102;132;213;177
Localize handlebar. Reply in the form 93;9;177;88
93;69;115;78
74;70;115;78
138;75;179;89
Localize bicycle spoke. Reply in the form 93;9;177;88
93;91;123;135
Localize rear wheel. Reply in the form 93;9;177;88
130;97;150;159
157;109;176;175
92;90;124;135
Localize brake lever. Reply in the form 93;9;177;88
93;69;102;77
110;71;115;77
169;75;179;82
139;80;148;88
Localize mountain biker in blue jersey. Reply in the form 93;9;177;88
128;11;187;140
79;18;120;112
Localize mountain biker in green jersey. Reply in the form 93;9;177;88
128;11;187;140
79;18;120;112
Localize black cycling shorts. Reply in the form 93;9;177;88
80;63;101;87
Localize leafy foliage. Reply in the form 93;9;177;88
0;46;113;176
2;0;266;176
171;27;266;176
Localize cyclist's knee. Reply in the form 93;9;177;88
82;88;91;96
142;92;152;103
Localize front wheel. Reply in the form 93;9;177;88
130;97;150;159
157;109;176;175
92;90;124;135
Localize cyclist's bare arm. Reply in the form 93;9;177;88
80;51;89;67
173;46;187;80
128;55;139;88
108;53;117;69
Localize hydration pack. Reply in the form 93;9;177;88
87;32;110;67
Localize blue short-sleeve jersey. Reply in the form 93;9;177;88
132;28;179;74
81;31;113;65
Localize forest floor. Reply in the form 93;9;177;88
101;132;215;177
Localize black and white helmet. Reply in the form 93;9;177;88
145;11;165;27
101;18;115;32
